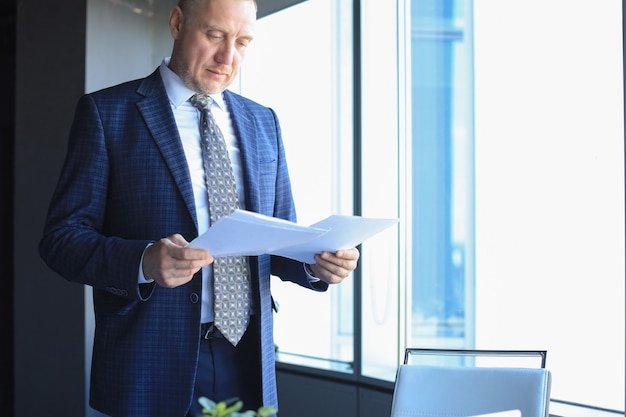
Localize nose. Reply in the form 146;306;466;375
215;41;236;65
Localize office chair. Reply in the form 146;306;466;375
390;349;551;417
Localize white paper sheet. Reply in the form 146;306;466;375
272;215;399;263
187;210;327;257
187;209;398;263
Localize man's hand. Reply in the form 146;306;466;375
309;248;360;284
142;234;213;288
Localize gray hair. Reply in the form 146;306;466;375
177;0;257;14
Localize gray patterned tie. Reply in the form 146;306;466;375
190;94;250;346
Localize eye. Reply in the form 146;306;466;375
207;31;224;41
236;38;252;49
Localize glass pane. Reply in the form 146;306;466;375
407;0;474;349
474;0;624;411
237;0;354;370
359;0;403;381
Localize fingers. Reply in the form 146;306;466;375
143;234;213;288
311;247;360;284
168;233;191;247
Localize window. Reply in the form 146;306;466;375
407;0;474;349
359;0;404;380
473;1;624;412
238;0;355;370
241;0;625;414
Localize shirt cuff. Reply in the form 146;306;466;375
138;243;155;284
304;263;320;282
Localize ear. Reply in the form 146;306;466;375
169;5;184;39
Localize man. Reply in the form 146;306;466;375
38;0;359;416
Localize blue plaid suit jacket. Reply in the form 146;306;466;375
39;68;327;417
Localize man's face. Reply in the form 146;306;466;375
168;0;256;94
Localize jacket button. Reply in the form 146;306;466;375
190;292;199;303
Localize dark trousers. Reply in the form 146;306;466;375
187;315;262;417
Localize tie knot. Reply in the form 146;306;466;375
190;94;212;110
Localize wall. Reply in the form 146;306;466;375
1;0;15;415
14;1;87;416
276;366;394;417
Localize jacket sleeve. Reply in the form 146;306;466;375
39;93;156;301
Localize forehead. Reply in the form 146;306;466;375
193;0;257;30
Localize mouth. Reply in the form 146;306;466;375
208;67;231;77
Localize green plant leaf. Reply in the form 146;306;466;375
196;396;276;417
198;397;217;411
256;405;278;417
222;400;243;415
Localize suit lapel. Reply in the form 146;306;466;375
130;77;262;229
136;70;198;227
224;90;261;214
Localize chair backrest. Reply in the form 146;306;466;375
390;364;551;417
469;411;522;417
404;348;548;368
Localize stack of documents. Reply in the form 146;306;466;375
188;209;398;263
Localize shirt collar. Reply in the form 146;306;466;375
159;58;226;111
